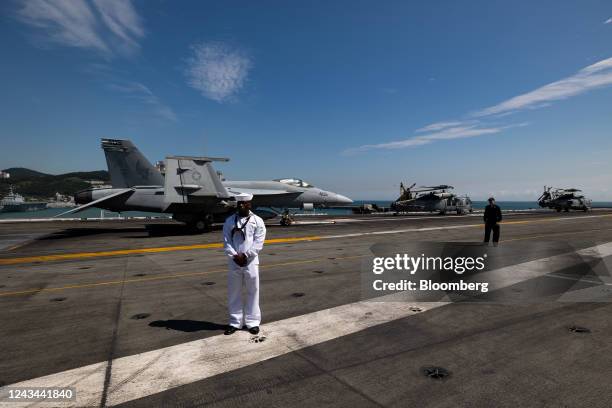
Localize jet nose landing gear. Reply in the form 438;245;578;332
280;211;294;226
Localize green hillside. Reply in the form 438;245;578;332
1;167;48;180
0;168;109;199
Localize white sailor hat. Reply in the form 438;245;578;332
235;193;253;202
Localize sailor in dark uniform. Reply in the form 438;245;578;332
483;197;502;245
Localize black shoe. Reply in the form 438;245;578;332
224;326;237;335
248;326;260;335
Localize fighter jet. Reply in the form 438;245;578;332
62;139;352;231
537;186;591;212
391;183;473;215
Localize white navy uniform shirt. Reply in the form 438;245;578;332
223;211;266;266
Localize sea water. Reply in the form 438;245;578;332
2;201;611;220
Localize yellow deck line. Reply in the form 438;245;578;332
1;213;611;266
501;227;612;243
1;218;611;297
0;236;321;266
0;255;367;297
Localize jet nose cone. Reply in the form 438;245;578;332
74;189;92;205
335;193;353;204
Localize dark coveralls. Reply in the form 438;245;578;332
483;204;502;243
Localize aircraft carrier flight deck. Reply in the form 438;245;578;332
2;210;612;407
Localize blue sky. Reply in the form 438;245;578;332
1;0;612;200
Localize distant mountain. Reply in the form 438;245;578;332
0;168;110;199
2;167;48;180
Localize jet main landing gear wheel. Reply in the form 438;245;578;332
190;214;213;233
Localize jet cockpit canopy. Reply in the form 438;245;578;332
274;178;314;188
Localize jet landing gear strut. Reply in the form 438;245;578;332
280;210;294;226
186;214;214;233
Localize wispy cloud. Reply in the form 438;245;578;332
416;121;471;133
110;82;177;122
92;0;144;53
344;124;524;154
473;57;612;117
605;17;612;25
346;56;612;153
15;0;144;57
185;41;252;103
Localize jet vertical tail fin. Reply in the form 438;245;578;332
101;139;164;187
164;156;232;204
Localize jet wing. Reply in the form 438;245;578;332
226;187;299;196
54;188;134;217
226;187;302;207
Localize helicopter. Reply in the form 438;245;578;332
391;183;473;215
537;186;592;212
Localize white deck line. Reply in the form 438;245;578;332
3;242;612;407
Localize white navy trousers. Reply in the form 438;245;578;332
227;262;260;328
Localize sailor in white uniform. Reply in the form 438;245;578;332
222;193;267;335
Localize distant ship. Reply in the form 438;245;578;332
0;186;47;212
46;192;76;209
